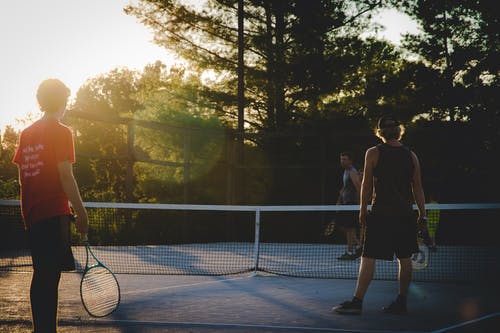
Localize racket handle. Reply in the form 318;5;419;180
417;216;428;225
418;230;432;246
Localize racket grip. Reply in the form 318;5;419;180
418;230;432;246
417;216;428;225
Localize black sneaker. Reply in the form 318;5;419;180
382;301;407;315
332;300;362;315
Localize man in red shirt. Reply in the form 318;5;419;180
13;78;88;333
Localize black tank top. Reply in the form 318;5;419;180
372;143;414;215
342;166;359;204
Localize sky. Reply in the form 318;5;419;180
0;1;419;131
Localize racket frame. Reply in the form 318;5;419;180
80;239;121;317
412;232;430;270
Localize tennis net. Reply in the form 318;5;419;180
1;200;499;282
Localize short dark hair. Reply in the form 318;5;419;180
36;79;70;114
377;115;400;129
340;152;353;161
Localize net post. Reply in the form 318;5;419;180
252;208;261;276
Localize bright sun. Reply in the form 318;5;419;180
0;0;175;131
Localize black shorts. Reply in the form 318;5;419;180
29;215;75;272
334;203;359;229
362;212;418;260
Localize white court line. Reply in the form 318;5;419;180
68;318;425;333
62;275;252;302
430;311;500;333
266;261;357;276
121;274;252;296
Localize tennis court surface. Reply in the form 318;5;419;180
1;201;499;332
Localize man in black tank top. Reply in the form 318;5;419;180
333;115;428;315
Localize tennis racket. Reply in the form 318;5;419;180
412;228;432;270
80;235;120;317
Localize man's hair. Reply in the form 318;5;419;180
375;115;405;141
36;79;70;114
375;125;405;141
340;152;353;161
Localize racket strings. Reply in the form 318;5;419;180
412;244;429;270
81;266;120;317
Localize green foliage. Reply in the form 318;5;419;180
3;1;498;209
0;126;19;199
385;0;500;201
390;0;499;119
0;179;19;199
125;0;409;131
66;63;230;204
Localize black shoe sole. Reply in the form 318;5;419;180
334;310;362;315
333;308;362;315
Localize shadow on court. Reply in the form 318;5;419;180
1;271;499;332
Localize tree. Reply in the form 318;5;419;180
391;0;499;121
0;126;19;199
388;0;500;201
68;68;139;201
67;62;229;203
125;0;405;133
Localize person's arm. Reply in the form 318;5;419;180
58;160;88;235
350;170;362;198
337;188;343;204
359;148;376;225
410;151;426;220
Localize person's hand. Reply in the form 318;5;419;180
74;209;89;235
417;215;427;232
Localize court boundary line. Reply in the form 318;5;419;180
60;274;253;302
0;317;424;333
58;318;426;333
120;274;252;296
430;311;500;333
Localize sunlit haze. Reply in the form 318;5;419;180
0;0;174;130
0;2;418;131
371;8;419;45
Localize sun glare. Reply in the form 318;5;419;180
0;0;174;132
0;1;418;133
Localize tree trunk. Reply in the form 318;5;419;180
274;0;286;130
264;1;276;130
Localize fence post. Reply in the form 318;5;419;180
126;121;135;202
183;133;191;203
226;134;236;205
253;208;261;276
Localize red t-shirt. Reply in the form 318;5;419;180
13;118;75;229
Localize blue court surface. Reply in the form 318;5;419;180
1;271;499;333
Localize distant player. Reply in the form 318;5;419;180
13;79;88;332
333;115;427;315
336;152;362;260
